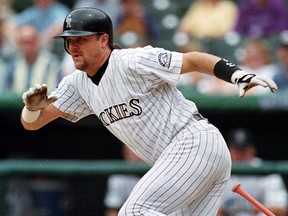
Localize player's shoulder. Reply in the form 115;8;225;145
113;45;162;52
54;70;89;96
111;46;166;59
61;69;88;84
64;69;85;78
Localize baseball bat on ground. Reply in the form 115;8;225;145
232;183;276;216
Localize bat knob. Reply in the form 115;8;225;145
232;183;241;193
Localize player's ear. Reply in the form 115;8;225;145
99;34;109;48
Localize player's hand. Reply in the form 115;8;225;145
22;84;58;111
231;70;278;98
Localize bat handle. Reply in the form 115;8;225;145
232;183;276;216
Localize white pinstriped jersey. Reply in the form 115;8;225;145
51;45;231;215
51;46;216;163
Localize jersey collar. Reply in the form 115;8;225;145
88;56;110;85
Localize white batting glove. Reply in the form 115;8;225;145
22;84;58;111
231;70;278;98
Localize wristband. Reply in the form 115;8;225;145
21;106;40;123
214;59;241;83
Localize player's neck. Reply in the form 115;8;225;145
87;48;112;77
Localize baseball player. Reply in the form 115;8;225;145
20;8;277;216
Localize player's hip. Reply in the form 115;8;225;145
161;126;231;167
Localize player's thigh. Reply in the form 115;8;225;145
184;170;230;216
121;158;230;216
119;129;231;216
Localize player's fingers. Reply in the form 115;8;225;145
22;92;27;101
239;85;246;98
238;82;257;98
252;77;278;93
41;83;48;91
27;87;36;95
34;84;42;91
46;96;58;104
34;83;48;93
23;85;44;101
22;88;35;103
260;78;278;93
237;83;247;98
251;77;268;87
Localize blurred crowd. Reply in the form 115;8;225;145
1;0;288;97
2;1;288;215
175;0;288;95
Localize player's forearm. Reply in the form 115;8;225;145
21;106;41;130
21;108;50;131
181;51;277;97
181;51;221;75
181;52;242;81
21;105;63;130
21;117;42;131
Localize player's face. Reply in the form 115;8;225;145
66;35;108;75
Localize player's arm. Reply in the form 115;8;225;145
21;84;64;131
181;51;277;97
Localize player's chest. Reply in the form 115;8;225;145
84;76;140;114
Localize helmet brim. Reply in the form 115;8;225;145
54;30;96;38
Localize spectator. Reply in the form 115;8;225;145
218;128;288;216
73;0;121;25
176;0;239;61
234;0;288;39
273;32;288;92
0;0;15;36
177;0;238;39
114;0;159;48
6;0;70;56
5;178;36;216
3;25;61;95
0;7;16;91
237;38;278;95
0;13;15;60
0;0;14;17
104;144;143;216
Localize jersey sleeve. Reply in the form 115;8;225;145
50;73;93;122
133;46;183;87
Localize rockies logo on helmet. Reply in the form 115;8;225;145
66;15;72;28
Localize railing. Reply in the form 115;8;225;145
0;159;288;216
1;159;288;176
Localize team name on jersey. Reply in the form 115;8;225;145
99;98;142;126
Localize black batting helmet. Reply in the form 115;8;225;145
55;7;113;53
